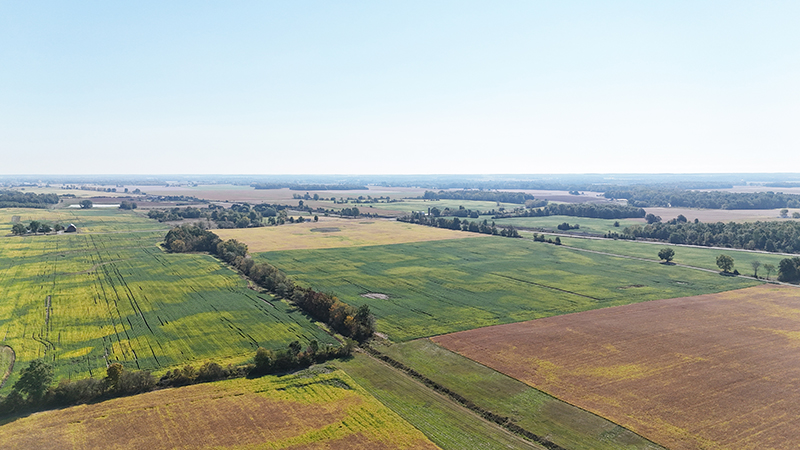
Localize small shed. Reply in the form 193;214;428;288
65;224;77;233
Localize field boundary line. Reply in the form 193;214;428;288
361;345;566;450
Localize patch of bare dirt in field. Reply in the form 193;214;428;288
434;285;800;450
361;293;389;300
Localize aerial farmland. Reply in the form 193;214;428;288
6;173;800;450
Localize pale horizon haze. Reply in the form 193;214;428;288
1;1;799;175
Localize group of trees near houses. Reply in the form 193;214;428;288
494;202;646;220
604;188;800;210
422;190;535;204
11;220;66;235
620;220;800;253
163;225;375;341
399;212;521;237
0;190;59;208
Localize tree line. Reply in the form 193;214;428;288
493;202;646;220
619;220;800;253
399;213;521;237
422;190;536;204
163;225;375;341
11;220;68;235
604;188;800;210
0;190;59;208
0;339;353;418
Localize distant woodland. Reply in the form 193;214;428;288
0;190;59;208
605;188;800;209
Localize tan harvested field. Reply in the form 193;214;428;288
434;285;800;450
641;206;800;222
128;184;427;205
0;369;440;450
498;189;611;204
704;186;800;195
213;217;478;252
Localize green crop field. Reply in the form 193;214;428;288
256;236;760;341
0;209;337;393
336;353;543;450
493;215;643;235
2;208;168;234
557;236;789;277
377;339;664;450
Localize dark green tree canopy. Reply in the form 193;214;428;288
658;248;675;262
13;359;54;401
716;254;735;273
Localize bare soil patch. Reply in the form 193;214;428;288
361;293;389;300
434;285;800;450
0;346;14;389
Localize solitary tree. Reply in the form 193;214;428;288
716;254;735;273
79;200;93;209
658;248;675;263
750;260;762;278
763;263;775;280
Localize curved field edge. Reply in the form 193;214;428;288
432;285;800;450
0;346;14;389
0;367;440;450
374;339;664;450
256;236;761;341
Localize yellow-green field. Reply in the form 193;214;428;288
2;208;166;234
213;217;478;252
0;368;440;450
0;209;337;392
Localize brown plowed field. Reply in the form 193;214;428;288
433;284;800;450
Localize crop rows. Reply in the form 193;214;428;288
257;236;760;341
0;216;337;390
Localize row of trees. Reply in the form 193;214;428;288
163;225;375;341
619;220;800;253
399;213;521;237
605;188;800;210
494;203;646;220
11;220;67;235
1;338;355;417
0;190;59;208
422;190;536;204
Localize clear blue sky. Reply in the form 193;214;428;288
1;1;798;175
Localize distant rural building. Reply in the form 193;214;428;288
65;224;77;233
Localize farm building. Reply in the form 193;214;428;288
65;224;77;233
